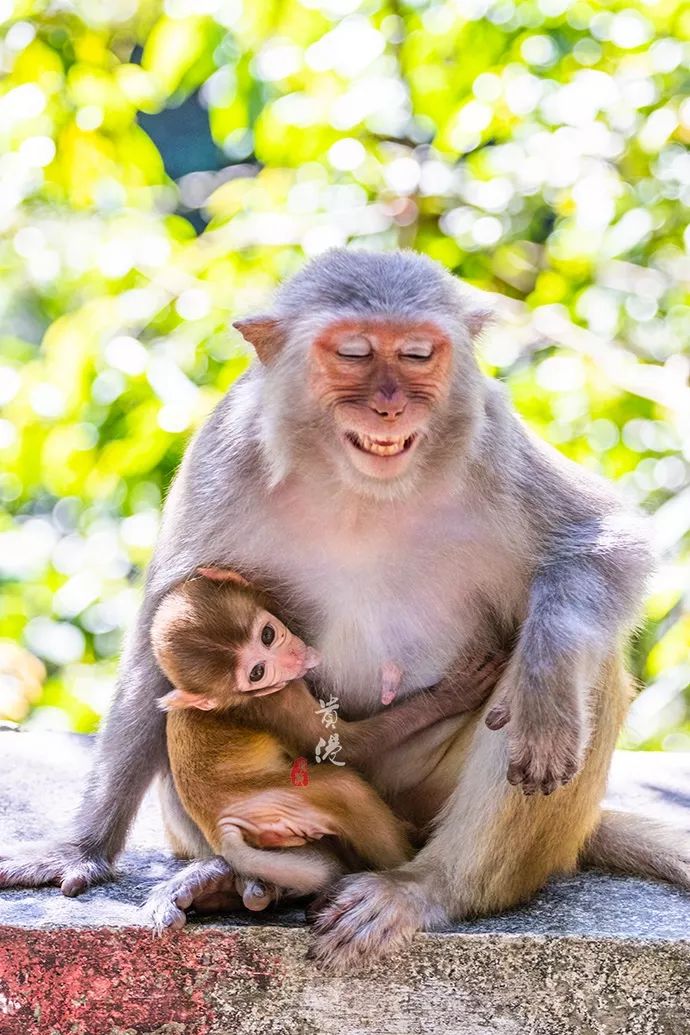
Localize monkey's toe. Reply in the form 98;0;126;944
142;856;237;933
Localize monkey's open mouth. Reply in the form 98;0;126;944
345;432;417;457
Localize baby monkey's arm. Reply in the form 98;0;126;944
336;649;507;771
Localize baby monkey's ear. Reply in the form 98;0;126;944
197;566;251;586
158;689;217;712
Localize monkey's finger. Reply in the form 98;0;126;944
560;758;580;784
141;891;188;934
486;702;511;730
506;761;528;785
61;874;88;897
540;777;560;797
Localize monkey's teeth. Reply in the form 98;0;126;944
357;434;409;457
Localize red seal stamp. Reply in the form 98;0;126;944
290;756;309;787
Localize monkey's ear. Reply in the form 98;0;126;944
197;566;251;587
158;689;217;712
464;304;494;339
233;316;286;365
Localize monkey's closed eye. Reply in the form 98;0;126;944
400;340;433;361
261;624;275;646
336;335;372;359
250;663;266;683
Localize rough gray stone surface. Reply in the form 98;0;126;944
0;731;688;1035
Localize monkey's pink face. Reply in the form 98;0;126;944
309;318;453;481
234;609;321;697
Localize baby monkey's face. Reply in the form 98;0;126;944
234;609;321;697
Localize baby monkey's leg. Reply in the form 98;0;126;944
220;769;414;879
219;826;346;896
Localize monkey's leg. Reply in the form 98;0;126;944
0;631;167;896
158;770;214;860
223;769;414;871
310;656;628;969
219;826;346;896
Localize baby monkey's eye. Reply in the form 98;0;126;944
261;624;275;646
249;663;266;683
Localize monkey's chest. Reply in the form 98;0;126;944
255;491;519;713
294;548;494;713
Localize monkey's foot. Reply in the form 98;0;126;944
143;857;239;933
142;857;282;933
0;839;112;896
308;871;447;970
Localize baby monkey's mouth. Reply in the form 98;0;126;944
345;432;418;457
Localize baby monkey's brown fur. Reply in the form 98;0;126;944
152;570;504;896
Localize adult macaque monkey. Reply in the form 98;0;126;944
2;251;688;968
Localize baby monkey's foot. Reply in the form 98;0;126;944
380;662;403;705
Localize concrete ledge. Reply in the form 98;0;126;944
1;731;689;1034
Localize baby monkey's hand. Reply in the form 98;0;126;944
430;648;508;716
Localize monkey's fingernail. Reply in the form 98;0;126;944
486;708;509;731
242;879;266;899
61;877;85;897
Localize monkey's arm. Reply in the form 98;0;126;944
336;650;506;771
0;617;168;894
489;515;652;795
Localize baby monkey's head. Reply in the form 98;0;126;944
152;568;320;712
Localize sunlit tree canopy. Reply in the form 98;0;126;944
1;0;688;747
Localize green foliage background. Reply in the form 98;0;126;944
0;0;688;747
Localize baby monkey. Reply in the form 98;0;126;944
152;568;505;900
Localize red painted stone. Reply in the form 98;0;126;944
0;927;283;1035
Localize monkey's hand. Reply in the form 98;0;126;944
308;869;447;970
142;857;283;933
0;839;113;896
486;691;588;796
431;649;508;716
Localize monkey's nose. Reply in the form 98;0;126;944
371;400;406;420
